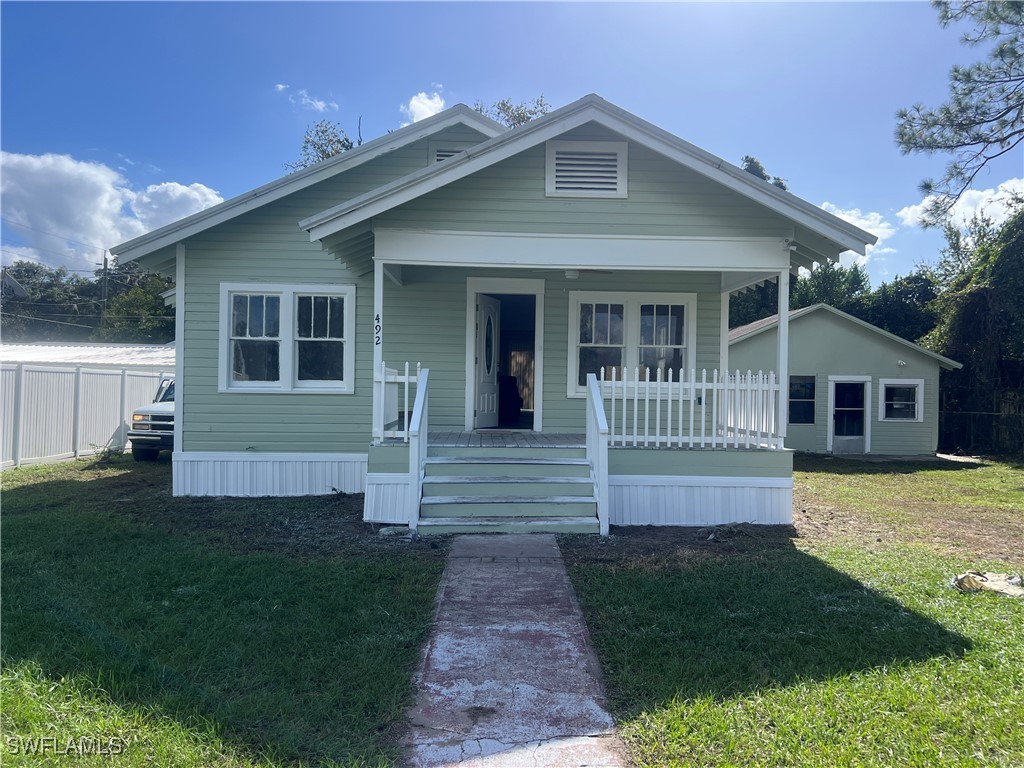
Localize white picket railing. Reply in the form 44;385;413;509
598;367;783;450
407;367;430;533
373;361;420;443
585;373;610;535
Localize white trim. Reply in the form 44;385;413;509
777;269;790;438
827;375;872;453
217;282;356;394
565;290;697;398
112;106;505;263
300;95;876;255
607;474;792;526
545;140;628;198
373;229;790;272
171;451;368;497
364;472;415;523
174;243;185;452
878;378;925;422
464;277;545;431
719;292;730;375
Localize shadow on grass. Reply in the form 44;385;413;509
793;452;988;475
563;530;971;716
1;462;446;765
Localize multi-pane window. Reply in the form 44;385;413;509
577;302;624;386
879;379;923;421
789;375;815;425
231;293;281;383
220;284;355;393
570;292;696;394
296;294;346;383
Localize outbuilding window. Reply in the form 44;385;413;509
219;283;355;393
878;378;924;422
789;375;815;424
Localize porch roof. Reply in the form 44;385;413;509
300;94;878;266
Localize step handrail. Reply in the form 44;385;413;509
585;373;610;535
407;367;430;533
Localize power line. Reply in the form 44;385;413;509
1;313;94;329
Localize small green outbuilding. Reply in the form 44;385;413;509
729;303;961;456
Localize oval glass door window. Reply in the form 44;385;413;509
484;316;494;375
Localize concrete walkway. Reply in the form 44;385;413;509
404;535;627;767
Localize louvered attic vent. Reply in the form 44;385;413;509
546;140;628;198
429;141;469;163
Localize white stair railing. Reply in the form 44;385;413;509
599;367;782;449
407;367;430;533
373;361;420;443
585;373;610;536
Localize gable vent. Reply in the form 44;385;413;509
434;148;462;162
546;141;627;198
429;141;469;164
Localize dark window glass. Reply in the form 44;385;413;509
265;296;280;337
312;296;329;338
579;303;593;344
248;295;264;337
297;295;312;338
639;346;683;382
834;382;864;409
579;347;623;386
789;375;815;424
328;297;344;339
297;341;344;381
232;295;248;337
232;340;279;382
834;410;865;437
885;386;918;419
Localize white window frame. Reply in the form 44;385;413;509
545;140;628;198
566;291;697;398
219;282;356;394
878;378;924;422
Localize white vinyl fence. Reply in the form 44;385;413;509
1;364;170;468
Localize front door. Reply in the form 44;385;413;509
475;295;500;428
832;381;866;453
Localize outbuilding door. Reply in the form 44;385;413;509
829;377;872;454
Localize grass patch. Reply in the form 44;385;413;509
1;457;446;766
561;457;1024;767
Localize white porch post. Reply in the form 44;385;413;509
719;291;730;375
777;268;790;444
372;259;384;442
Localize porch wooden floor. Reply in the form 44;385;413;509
427;431;586;448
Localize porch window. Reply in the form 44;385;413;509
219;283;356;394
568;291;697;395
789;375;815;424
878;378;923;422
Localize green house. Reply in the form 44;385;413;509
729;303;961;456
111;95;877;534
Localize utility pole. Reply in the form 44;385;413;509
100;251;109;330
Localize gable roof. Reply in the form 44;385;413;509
299;93;878;262
728;303;962;370
110;105;505;264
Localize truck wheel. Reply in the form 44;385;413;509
132;447;160;462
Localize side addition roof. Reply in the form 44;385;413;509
109;105;506;264
299;94;878;265
728;303;963;370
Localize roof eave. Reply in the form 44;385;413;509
110;105;506;262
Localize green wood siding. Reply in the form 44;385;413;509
609;446;792;477
376;124;795;239
730;312;943;455
180;128;488;453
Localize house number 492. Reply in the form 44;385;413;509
374;314;382;346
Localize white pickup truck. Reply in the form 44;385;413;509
128;378;174;461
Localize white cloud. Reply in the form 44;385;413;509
275;84;338;112
0;152;222;272
400;91;446;125
820;202;897;268
896;178;1024;229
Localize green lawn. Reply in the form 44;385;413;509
561;455;1024;768
1;457;447;766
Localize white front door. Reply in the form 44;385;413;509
475;295;501;428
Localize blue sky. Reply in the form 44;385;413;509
2;1;1021;285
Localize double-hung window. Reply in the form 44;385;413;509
878;378;923;422
220;283;356;393
568;291;697;396
789;375;816;425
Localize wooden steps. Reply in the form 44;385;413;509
416;445;599;535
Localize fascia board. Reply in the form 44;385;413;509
110;106;504;262
302;95;877;254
